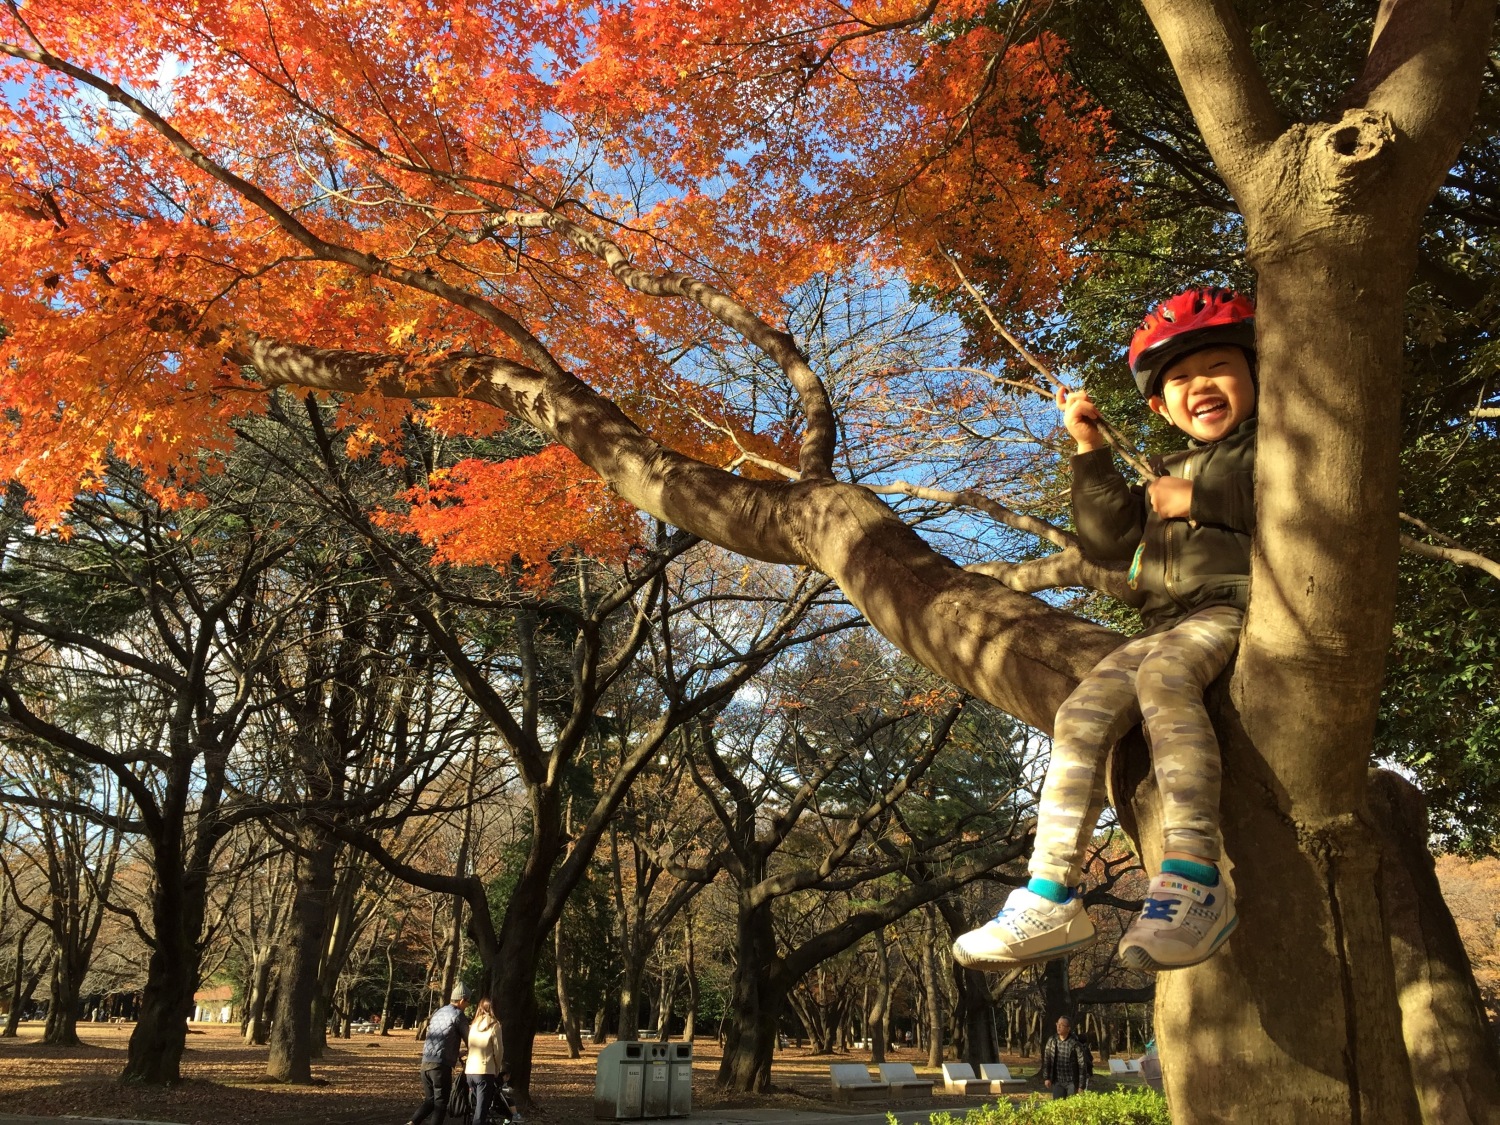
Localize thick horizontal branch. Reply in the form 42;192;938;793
237;336;1122;732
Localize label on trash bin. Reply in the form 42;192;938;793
652;1063;667;1081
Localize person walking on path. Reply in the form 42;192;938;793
409;983;471;1125
1041;1016;1093;1099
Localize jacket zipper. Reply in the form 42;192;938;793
1163;449;1206;609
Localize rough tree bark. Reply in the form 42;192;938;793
554;925;584;1059
1097;3;1500;1121
920;908;944;1068
266;831;336;1083
866;926;890;1065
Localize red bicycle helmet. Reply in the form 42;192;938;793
1128;287;1255;397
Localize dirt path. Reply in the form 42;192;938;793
0;1025;1041;1124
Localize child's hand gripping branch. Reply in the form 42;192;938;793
1055;385;1194;519
955;288;1258;976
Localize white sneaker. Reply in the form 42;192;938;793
951;886;1096;970
1118;869;1236;972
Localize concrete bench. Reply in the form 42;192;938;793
1109;1058;1133;1077
941;1062;989;1095
980;1062;1029;1092
830;1063;888;1105
877;1062;934;1100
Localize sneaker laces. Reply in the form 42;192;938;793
988;886;1080;939
1137;876;1220;939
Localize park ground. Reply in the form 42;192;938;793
0;1024;1117;1124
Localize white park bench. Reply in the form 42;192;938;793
980;1062;1029;1092
1110;1058;1144;1078
877;1062;934;1100
940;1062;989;1095
829;1063;889;1105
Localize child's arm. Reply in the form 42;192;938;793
1056;388;1146;561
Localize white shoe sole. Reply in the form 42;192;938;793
951;931;1099;972
1118;912;1238;973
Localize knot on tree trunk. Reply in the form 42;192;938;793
1248;111;1399;263
1312;109;1396;206
1292;811;1378;869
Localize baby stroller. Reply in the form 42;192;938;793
446;1069;522;1125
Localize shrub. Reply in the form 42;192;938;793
899;1089;1171;1125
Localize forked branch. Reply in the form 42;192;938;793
498;205;838;480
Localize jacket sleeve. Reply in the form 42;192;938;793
1080;1042;1093;1089
1071;448;1146;563
1189;450;1254;534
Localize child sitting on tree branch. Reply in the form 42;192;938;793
954;287;1257;973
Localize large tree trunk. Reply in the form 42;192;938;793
937;900;993;1068
122;867;204;1084
42;951;82;1045
266;831;336;1083
617;957;645;1042
489;936;543;1106
867;926;890;1065
1370;770;1500;1120
554;925;583;1058
242;950;273;1045
1094;4;1500;1122
715;899;785;1092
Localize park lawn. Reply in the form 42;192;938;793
0;1023;1079;1124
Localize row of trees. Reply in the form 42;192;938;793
0;400;1150;1095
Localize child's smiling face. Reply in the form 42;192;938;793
1148;345;1256;442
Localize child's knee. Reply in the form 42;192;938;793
1136;646;1216;703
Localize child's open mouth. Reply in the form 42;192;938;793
1190;399;1228;422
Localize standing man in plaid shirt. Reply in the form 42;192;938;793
1041;1016;1092;1098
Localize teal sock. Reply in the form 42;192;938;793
1161;858;1219;886
1027;877;1072;903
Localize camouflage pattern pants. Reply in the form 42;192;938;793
1030;605;1244;887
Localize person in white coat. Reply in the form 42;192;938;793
464;998;502;1124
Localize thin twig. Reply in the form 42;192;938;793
1399;536;1500;581
940;248;1158;480
866;481;1076;549
681;406;800;480
1399;514;1500;581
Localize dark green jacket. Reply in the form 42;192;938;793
1072;419;1255;632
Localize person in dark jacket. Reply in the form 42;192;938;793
409;983;472;1125
954;287;1254;974
1041;1017;1093;1099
